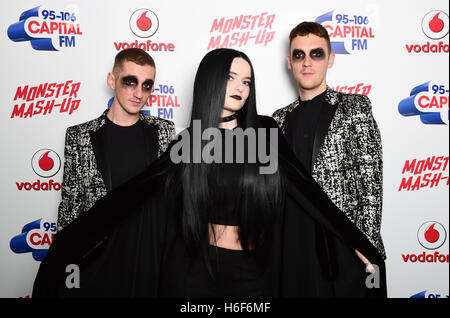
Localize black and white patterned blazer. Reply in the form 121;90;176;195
57;109;175;231
273;87;385;258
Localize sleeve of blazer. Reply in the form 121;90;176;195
57;127;83;231
160;120;176;154
351;95;384;256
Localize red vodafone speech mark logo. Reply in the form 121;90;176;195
129;9;159;38
417;221;447;250
31;149;61;178
137;12;152;31
422;10;449;40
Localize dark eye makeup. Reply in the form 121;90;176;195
292;48;326;61
121;76;154;92
142;80;154;92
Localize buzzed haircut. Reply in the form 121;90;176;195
289;21;332;54
113;48;155;72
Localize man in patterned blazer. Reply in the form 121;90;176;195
273;22;385;261
57;48;175;231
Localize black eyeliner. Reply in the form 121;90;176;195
122;76;138;86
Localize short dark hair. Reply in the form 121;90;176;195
289;21;331;53
113;48;155;72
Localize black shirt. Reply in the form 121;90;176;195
284;91;326;173
103;117;153;190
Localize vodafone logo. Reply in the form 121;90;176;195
17;149;62;191
114;8;174;52
31;149;61;178
422;10;449;40
129;9;159;38
401;221;449;263
417;221;447;250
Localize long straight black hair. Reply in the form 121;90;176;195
180;48;283;256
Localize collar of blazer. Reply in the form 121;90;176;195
87;109;152;133
295;86;339;110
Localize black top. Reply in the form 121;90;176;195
284;91;326;173
103;117;154;190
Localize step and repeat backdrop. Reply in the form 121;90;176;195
0;0;448;298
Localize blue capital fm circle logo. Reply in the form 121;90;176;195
398;82;449;125
315;10;375;54
10;219;57;261
7;6;82;51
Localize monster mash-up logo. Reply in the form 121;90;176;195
330;83;372;96
208;12;276;50
398;82;448;125
11;80;81;119
8;6;82;51
10;219;57;261
398;155;449;192
315;10;374;54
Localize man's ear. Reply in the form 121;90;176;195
107;72;116;90
287;55;293;70
327;53;335;69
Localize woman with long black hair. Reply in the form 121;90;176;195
159;49;282;297
33;48;386;298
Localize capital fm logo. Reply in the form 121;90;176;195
7;6;82;51
410;290;449;298
405;10;449;53
315;10;374;54
402;221;449;264
16;149;62;191
114;8;175;52
10;218;56;261
398;81;449;125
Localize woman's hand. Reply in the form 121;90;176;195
355;249;375;274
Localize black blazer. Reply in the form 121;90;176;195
273;88;385;258
57;109;175;230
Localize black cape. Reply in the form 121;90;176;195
32;116;387;298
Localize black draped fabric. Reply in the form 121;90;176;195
32;116;386;298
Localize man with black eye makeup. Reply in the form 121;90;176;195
57;48;175;231
273;22;385;288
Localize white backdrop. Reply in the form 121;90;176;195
0;0;448;298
